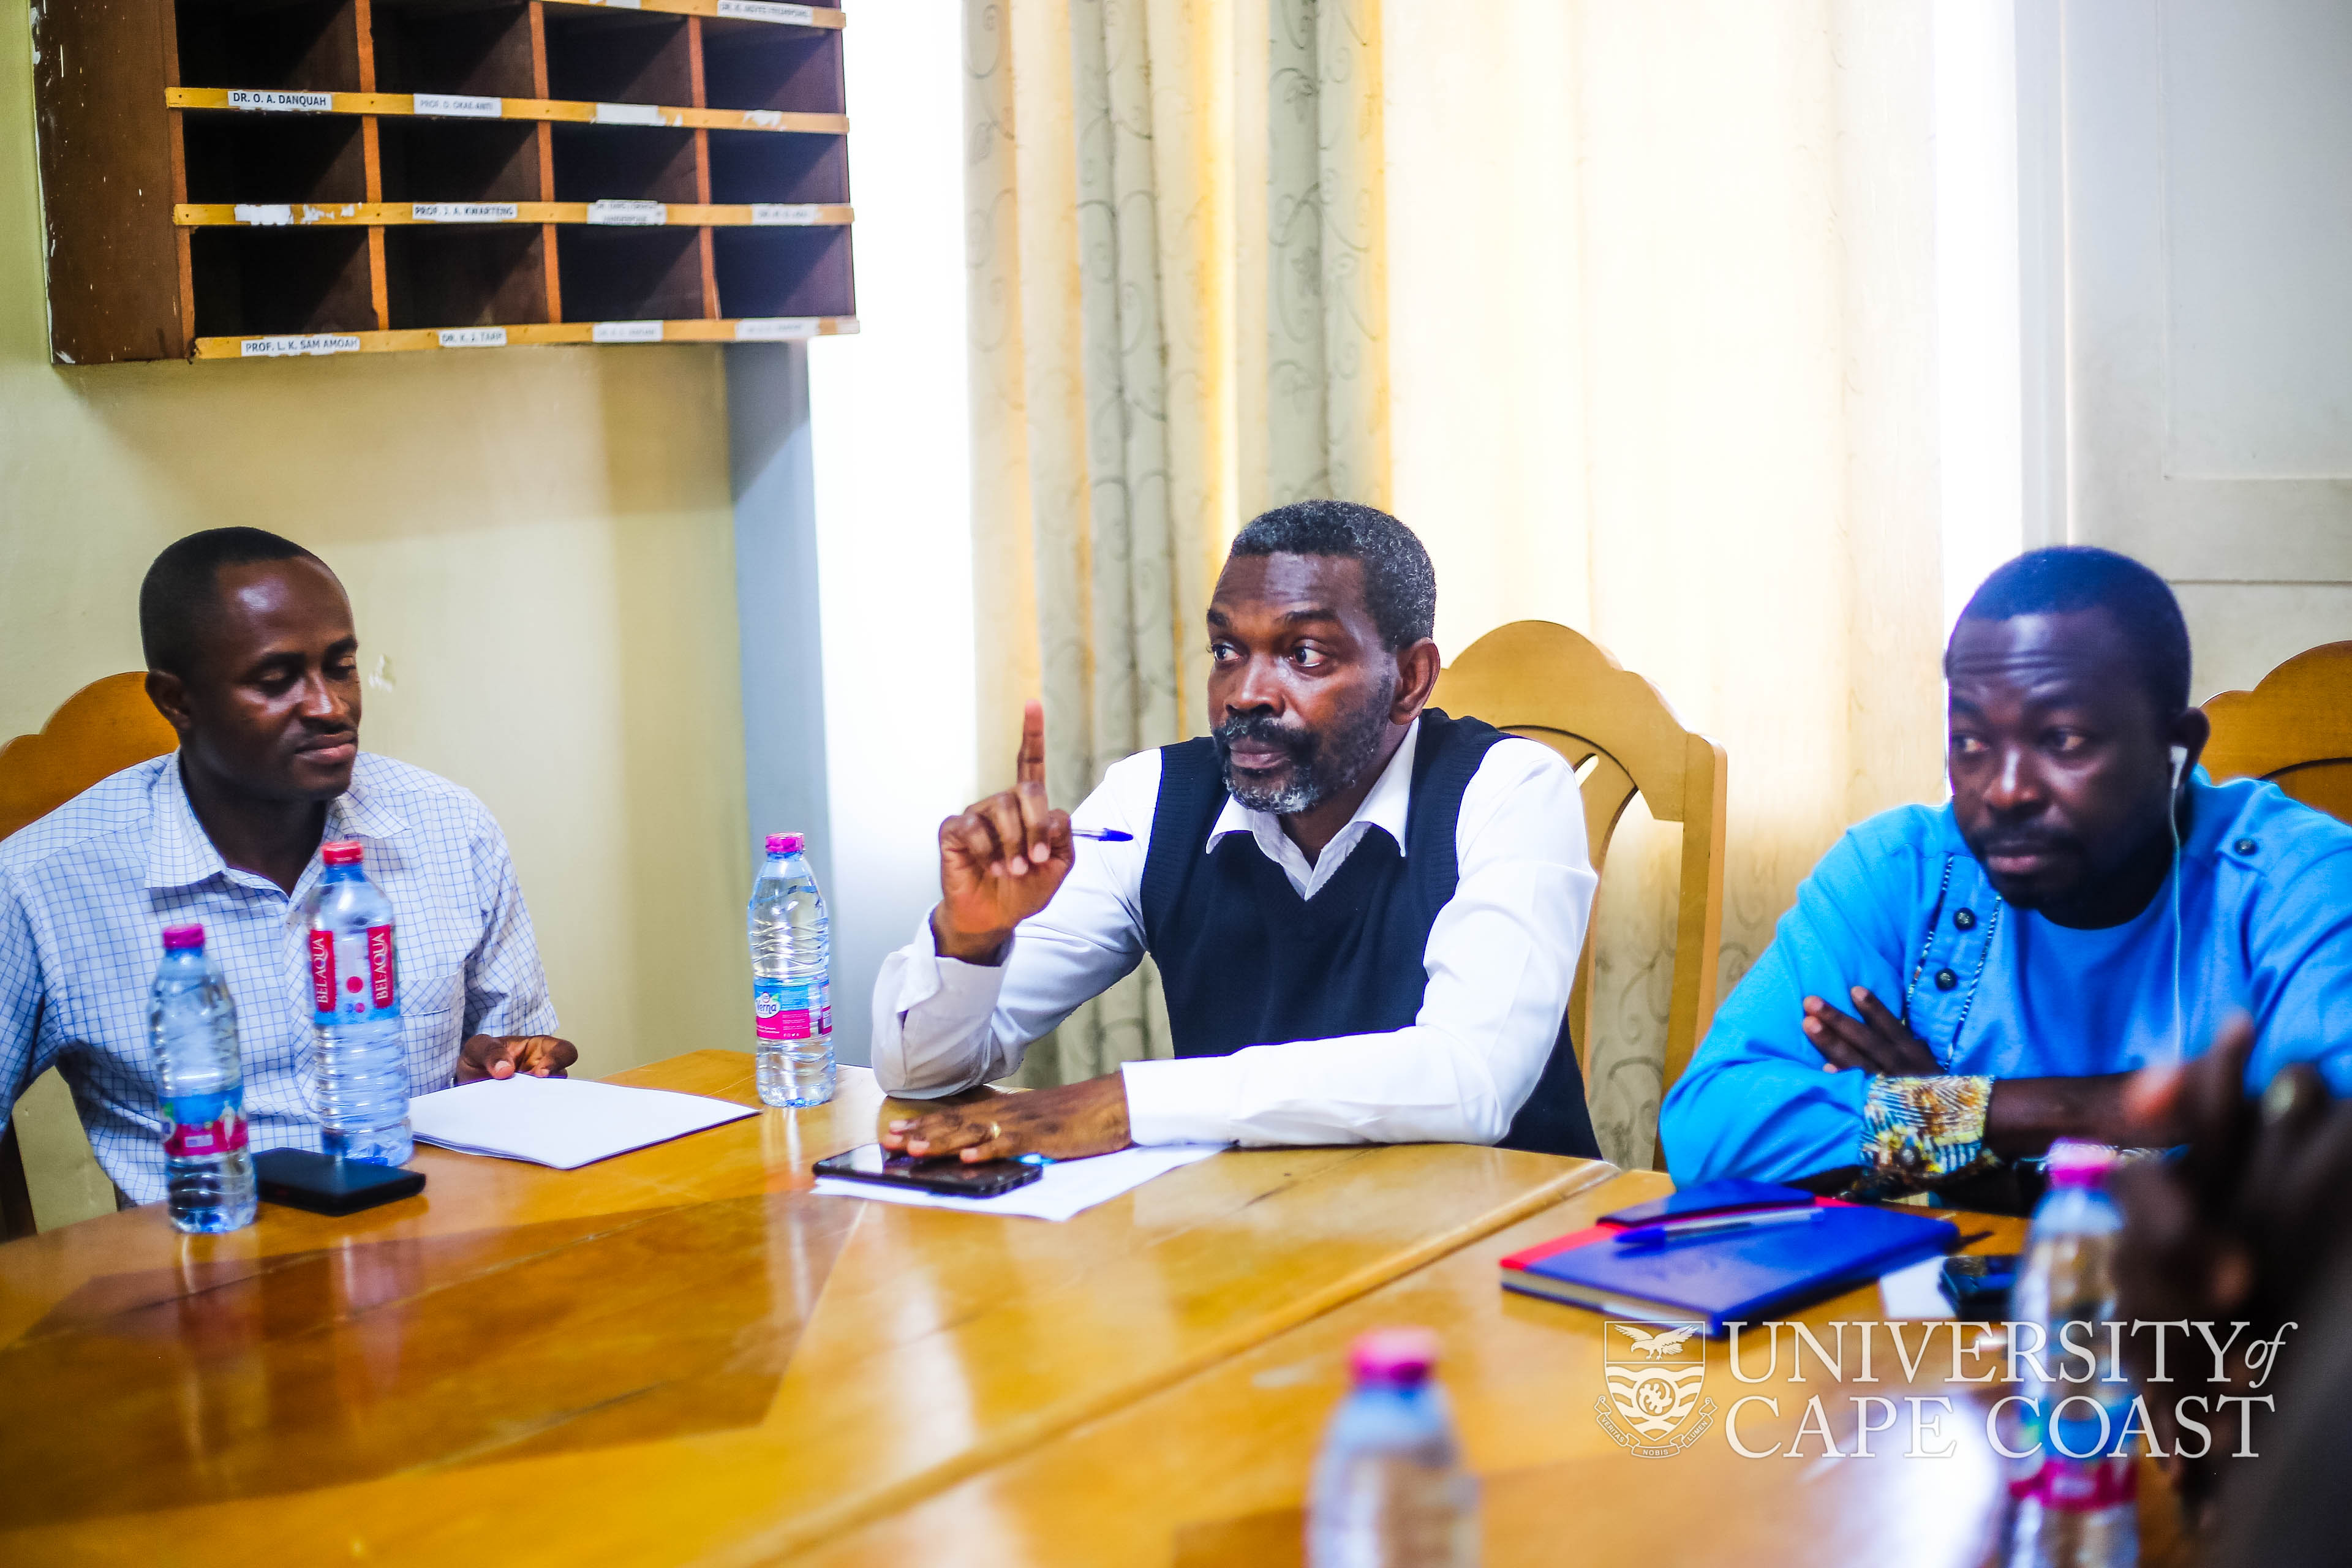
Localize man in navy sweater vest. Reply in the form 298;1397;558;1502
872;502;1602;1161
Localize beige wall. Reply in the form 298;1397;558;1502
2;4;752;1226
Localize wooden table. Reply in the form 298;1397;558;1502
801;1171;2192;1568
0;1053;1610;1565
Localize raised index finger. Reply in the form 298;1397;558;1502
1016;700;1047;788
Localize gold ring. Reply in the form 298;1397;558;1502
989;1121;1002;1141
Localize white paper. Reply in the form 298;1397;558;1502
409;1076;757;1169
413;93;502;119
718;1;817;24
750;203;819;225
439;326;508;349
234;203;293;227
592;102;668;127
227;89;333;113
412;202;519;223
812;1143;1224;1223
240;334;361;358
1879;1254;1957;1320
735;316;819;341
592;320;665;344
587;198;667;225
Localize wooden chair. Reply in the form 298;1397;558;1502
0;673;178;1239
2201;642;2352;825
1432;622;1728;1165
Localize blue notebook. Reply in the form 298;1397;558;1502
1499;1200;1958;1334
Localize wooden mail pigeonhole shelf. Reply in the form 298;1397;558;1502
32;0;858;363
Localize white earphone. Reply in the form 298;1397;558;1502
2167;743;2188;1061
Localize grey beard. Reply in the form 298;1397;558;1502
1216;680;1395;815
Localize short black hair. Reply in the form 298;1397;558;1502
1948;546;2192;715
1227;500;1436;651
139;527;330;676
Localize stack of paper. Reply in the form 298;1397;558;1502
812;1143;1226;1222
409;1075;758;1169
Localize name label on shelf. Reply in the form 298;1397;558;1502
413;94;503;119
735;317;821;341
233;203;295;227
226;89;334;113
412;203;521;223
587;200;668;226
592;102;668;127
717;1;818;24
750;203;820;226
439;326;510;349
592;320;665;344
587;0;643;7
240;334;363;358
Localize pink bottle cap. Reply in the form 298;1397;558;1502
160;924;206;951
766;832;806;855
321;840;366;867
2045;1140;2117;1189
1350;1327;1439;1388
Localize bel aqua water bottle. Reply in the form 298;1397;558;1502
748;832;834;1107
2003;1141;2136;1568
148;923;257;1233
304;840;413;1165
1308;1329;1480;1567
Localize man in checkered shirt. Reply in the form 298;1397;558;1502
1;528;576;1204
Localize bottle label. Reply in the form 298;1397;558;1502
164;1088;249;1158
754;978;829;1042
311;925;400;1025
2008;1455;2137;1512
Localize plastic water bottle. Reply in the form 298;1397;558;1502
304;840;413;1166
148;924;258;1233
2003;1141;2136;1568
1308;1329;1479;1567
749;831;833;1107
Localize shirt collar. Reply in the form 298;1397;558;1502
1207;715;1420;854
145;752;407;891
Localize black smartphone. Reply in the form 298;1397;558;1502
254;1148;427;1216
1940;1253;2019;1318
812;1143;1044;1198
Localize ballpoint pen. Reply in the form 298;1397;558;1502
1069;827;1134;842
1613;1207;1822;1246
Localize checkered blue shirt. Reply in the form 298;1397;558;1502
1;752;556;1202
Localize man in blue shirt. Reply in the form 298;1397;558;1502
1660;548;2352;1197
2;528;576;1202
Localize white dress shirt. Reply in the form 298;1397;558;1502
870;718;1597;1147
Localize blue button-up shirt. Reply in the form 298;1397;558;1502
1660;776;2352;1185
1;752;556;1201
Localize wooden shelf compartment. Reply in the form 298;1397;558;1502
541;0;842;26
33;0;856;364
188;227;376;338
176;0;365;93
383;223;553;327
713;225;850;318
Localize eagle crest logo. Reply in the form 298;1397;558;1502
1595;1321;1714;1457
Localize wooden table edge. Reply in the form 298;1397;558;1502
755;1155;1623;1561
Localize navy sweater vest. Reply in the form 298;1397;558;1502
1137;709;1600;1159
